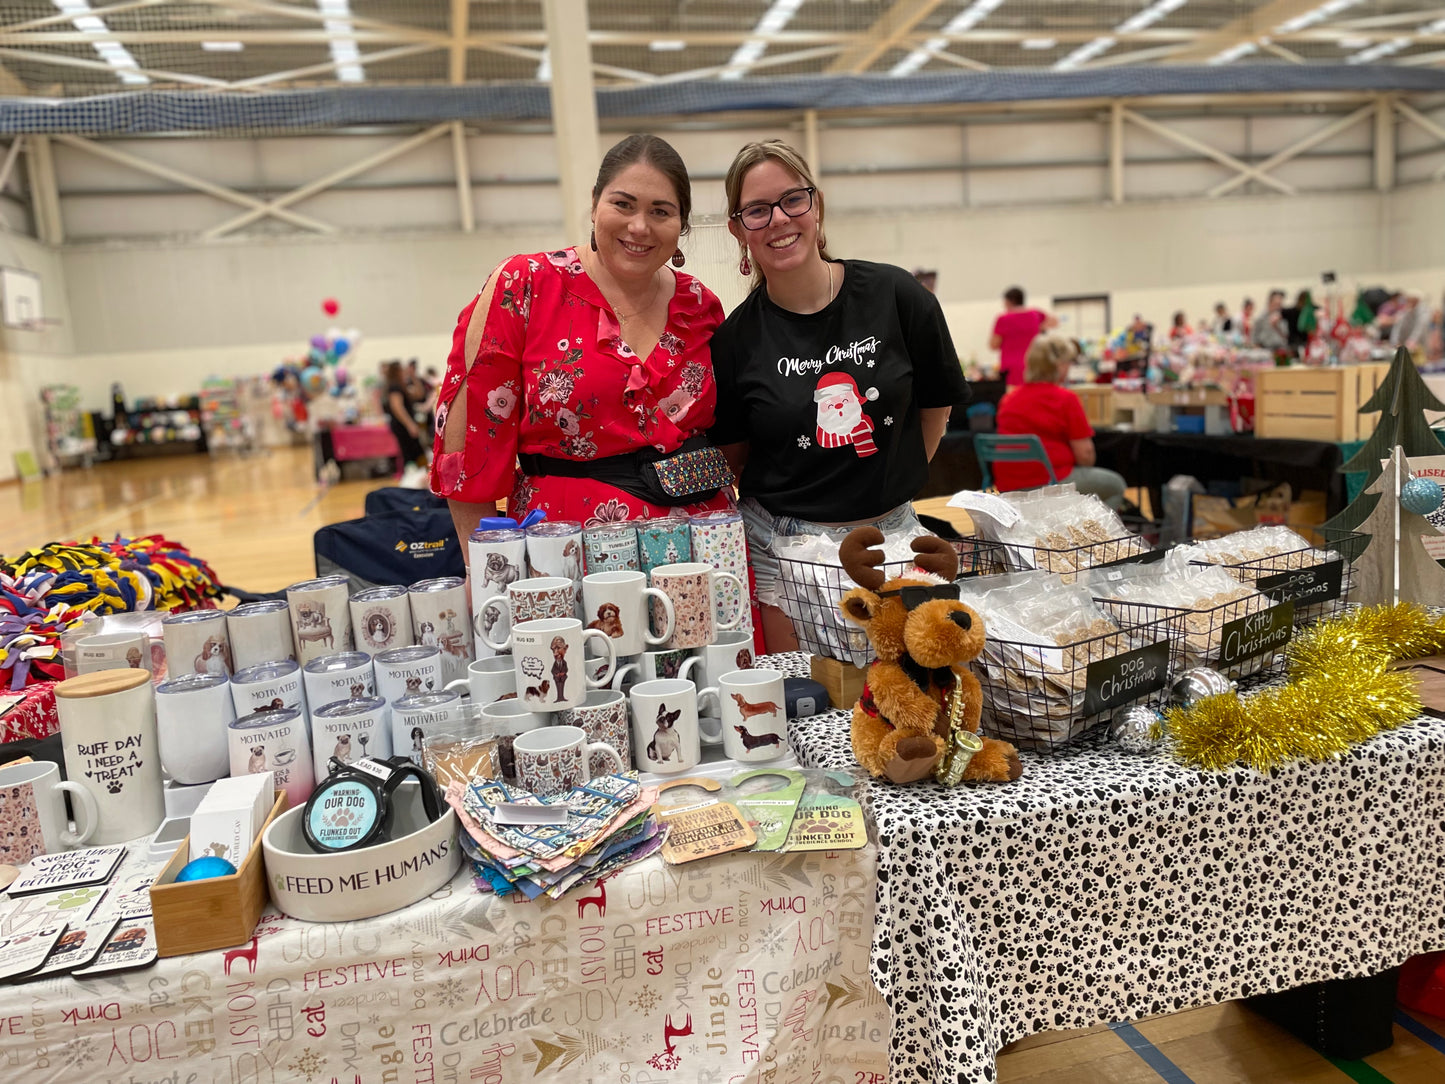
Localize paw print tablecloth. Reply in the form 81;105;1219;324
774;652;1445;1084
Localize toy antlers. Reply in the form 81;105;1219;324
838;526;959;590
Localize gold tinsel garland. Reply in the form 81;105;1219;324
1164;603;1445;773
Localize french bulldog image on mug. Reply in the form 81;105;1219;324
648;562;745;650
507;618;614;712
582;570;675;658
629;678;720;776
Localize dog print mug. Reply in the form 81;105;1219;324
647;562;745;650
512;725;623;798
479;577;578;649
559;689;633;773
629;678;720;775
713;668;789;763
582;570;675;658
506;618;615;712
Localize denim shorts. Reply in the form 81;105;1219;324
738;497;921;608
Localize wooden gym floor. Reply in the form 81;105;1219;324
4;446;1444;1084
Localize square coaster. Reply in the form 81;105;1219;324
72;917;157;978
0;923;67;982
7;845;127;897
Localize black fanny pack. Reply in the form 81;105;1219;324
518;436;733;508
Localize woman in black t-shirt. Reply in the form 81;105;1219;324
383;359;427;485
709;140;970;651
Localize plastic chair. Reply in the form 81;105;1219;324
973;433;1057;491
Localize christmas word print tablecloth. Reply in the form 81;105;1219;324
0;845;888;1084
778;655;1445;1084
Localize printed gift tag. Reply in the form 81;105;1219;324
32;917;118;978
7;845;126;897
72;916;157;977
0;923;68;982
656;778;756;864
781;775;868;852
729;769;805;853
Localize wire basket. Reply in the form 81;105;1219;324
1187;529;1364;627
951;536;1008;577
996;534;1157;579
1119;592;1296;685
971;599;1183;753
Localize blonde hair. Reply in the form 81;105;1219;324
1024;335;1077;384
723;140;831;291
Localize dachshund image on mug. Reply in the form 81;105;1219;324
247;746;267;773
730;692;781;721
588;603;625;639
646;705;683;764
732;722;783;753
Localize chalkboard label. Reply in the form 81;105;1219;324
1256;560;1343;607
1219;601;1295;667
1083;640;1172;717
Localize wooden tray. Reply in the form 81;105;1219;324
149;790;287;958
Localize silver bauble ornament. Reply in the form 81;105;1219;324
1170;666;1235;708
1109;706;1165;753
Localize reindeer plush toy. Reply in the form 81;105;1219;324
838;527;1022;785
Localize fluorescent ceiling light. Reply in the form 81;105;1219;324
1275;0;1365;35
1209;41;1258;65
535;46;551;83
721;0;804;80
51;0;148;85
1021;38;1057;50
1055;36;1115;71
316;0;364;82
201;41;245;52
889;0;1006;77
1337;37;1369;49
1116;0;1189;35
649;40;686;52
1348;36;1411;63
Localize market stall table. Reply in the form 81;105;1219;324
0;838;889;1084
778;656;1445;1084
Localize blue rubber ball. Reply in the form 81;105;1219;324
176;856;237;882
1401;477;1443;516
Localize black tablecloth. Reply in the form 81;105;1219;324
923;429;1347;516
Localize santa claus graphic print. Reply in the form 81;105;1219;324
812;371;879;457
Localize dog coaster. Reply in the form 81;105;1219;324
0;923;68;982
729;770;805;852
7;845;127;897
781;781;868;852
655;778;756;864
72;917;157;977
32;917;118;978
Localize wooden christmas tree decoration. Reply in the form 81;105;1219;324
1349;445;1445;606
1324;346;1445;538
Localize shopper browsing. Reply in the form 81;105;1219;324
708;140;969;652
993;335;1127;508
383;360;428;488
990;286;1056;387
430;134;734;549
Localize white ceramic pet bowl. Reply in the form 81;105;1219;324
262;779;459;922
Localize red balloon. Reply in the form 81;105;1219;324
321;297;340;317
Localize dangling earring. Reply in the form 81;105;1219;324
817;232;827;251
739;251;751;277
671;249;686;268
589;230;597;252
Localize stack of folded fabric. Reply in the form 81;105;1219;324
443;773;665;901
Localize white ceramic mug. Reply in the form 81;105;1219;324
513;725;623;798
629;678;721;775
302;652;375;710
227;600;296;670
229;707;314;808
559;690;632;773
648;562;745;650
55;669;165;845
231;659;308;718
444;655;517;705
409;576;474;686
349;586;413;657
479;699;549;783
0;760;98;861
695;630;756;691
310;696;392;780
162;609;233;677
286;575;354;664
374;645;443;703
714;668;789;763
478;577;578;649
610;648;699;692
507;618;615;712
155;672;234;784
392;690;466;766
582;570;675;657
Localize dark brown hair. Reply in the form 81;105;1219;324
592;134;692;234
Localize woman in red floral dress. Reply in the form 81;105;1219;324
431;134;734;546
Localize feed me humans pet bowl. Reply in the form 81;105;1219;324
261;777;459;922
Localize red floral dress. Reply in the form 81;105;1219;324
430;248;735;527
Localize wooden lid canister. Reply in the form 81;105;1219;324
55;668;152;699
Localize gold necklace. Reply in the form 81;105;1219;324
612;276;662;322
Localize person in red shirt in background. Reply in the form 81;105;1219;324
990;286;1056;387
993;335;1127;508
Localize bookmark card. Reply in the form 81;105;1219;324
32;918;118;978
729;770;806;852
7;845;126;897
72;917;156;978
0;923;68;982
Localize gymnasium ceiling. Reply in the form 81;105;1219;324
1;1;1444;98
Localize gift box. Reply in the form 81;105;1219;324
0;682;59;743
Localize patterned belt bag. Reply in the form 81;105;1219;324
519;436;734;507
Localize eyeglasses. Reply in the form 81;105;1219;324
875;583;962;611
732;187;815;231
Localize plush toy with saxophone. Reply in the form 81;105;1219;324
838;527;1022;785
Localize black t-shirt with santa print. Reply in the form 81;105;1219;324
709;259;969;521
